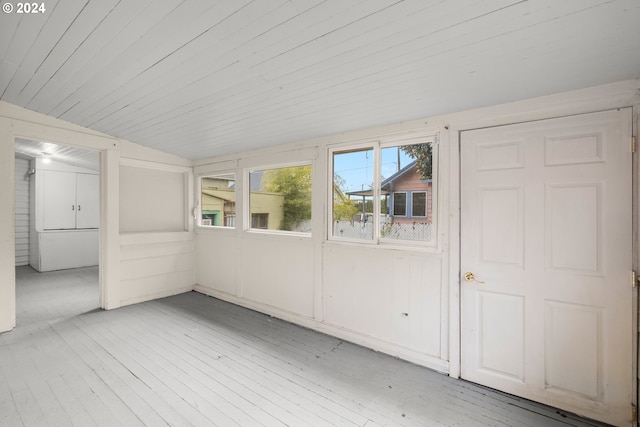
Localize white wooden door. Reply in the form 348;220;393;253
42;170;76;230
460;109;633;426
76;173;99;229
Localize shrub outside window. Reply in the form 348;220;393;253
331;136;436;244
200;173;236;227
249;164;312;233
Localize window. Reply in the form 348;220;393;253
251;213;269;229
392;192;407;216
249;164;312;233
331;136;436;244
411;191;427;217
332;148;375;240
200;173;236;227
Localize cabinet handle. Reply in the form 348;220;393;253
78;205;81;211
72;205;74;210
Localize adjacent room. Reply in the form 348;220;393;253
1;1;639;426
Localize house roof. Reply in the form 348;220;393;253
202;189;236;203
381;160;426;189
346;189;389;197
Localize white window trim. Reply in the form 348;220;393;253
328;133;438;247
244;161;313;237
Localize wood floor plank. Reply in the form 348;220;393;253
66;319;206;427
80;317;257;427
111;322;311;426
52;321;170;426
120;304;363;426
140;297;528;427
148;296;491;426
137;301;380;425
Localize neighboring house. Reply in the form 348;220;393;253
201;177;285;229
248;191;284;230
201;188;236;227
201;177;236;227
381;160;432;224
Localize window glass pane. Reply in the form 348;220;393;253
412;191;427;217
380;142;433;241
393;192;407;216
249;165;312;232
332;148;374;240
200;173;236;227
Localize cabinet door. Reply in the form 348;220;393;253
76;173;99;229
43;170;77;229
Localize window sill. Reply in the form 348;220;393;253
325;237;441;254
244;229;312;239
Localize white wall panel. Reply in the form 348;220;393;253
0;124;16;332
195;230;239;296
14;158;30;266
38;230;99;271
241;236;314;318
119;166;186;233
323;244;442;357
120;232;194;306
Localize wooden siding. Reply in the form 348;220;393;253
119;232;194;306
2;266;611;427
14;158;29;266
1;1;638;160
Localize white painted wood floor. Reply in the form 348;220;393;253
1;266;612;427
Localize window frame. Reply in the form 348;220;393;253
197;171;237;229
328;133;438;247
392;191;408;217
410;190;428;218
245;160;313;237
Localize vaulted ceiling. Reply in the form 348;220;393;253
2;0;639;161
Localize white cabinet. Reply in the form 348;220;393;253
42;171;98;229
76;173;99;228
30;161;100;272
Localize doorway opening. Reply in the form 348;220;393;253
14;138;101;327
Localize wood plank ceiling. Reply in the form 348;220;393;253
1;0;639;161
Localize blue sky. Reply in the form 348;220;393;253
333;147;414;193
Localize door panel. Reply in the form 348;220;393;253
76;173;99;229
43;170;76;229
460;109;633;426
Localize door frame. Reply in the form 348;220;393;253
0;110;122;332
445;86;639;410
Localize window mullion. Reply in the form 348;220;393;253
373;141;381;243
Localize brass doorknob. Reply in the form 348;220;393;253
464;272;485;283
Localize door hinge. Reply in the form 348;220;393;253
632;136;637;153
633;271;638;288
632;403;637;421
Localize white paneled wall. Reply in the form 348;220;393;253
120;233;194;306
323;245;443;359
193;82;640;375
241;235;315;317
117;159;194;306
196;229;238;296
14;158;29;266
